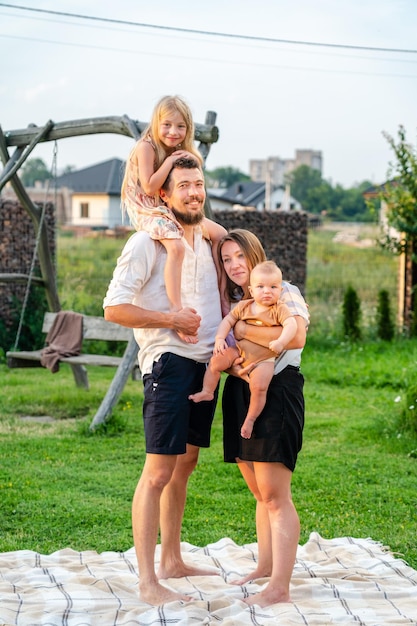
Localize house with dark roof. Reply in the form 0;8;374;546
55;158;126;228
208;181;302;212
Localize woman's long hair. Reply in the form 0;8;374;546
218;229;267;302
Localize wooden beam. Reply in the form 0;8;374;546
0;273;45;285
3;115;219;148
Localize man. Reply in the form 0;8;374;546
103;157;224;605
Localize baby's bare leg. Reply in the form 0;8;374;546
241;361;275;439
189;348;238;402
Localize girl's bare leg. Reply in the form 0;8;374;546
161;239;197;344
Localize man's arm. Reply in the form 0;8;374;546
104;303;201;336
233;316;306;349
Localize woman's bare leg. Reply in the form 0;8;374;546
244;462;299;607
230;460;273;584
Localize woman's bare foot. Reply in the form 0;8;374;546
188;389;215;403
244;585;291;607
139;580;193;605
230;567;271;586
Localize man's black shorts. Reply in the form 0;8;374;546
143;353;218;455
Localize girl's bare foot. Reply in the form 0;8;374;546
176;330;198;344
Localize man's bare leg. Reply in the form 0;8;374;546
157;444;219;578
132;453;193;605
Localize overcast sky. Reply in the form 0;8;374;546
1;0;416;188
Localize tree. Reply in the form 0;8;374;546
378;125;417;335
286;165;374;220
205;166;250;188
20;158;51;187
329;184;374;222
285;165;325;212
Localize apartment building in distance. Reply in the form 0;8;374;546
250;149;323;187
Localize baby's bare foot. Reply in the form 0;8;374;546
188;390;214;403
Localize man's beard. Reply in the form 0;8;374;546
171;204;205;226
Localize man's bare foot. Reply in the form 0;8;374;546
139;580;193;605
188;389;214;403
230;567;271;585
244;586;291;607
176;330;198;344
157;560;219;580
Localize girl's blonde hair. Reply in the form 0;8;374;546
218;229;267;302
146;95;202;168
121;95;202;210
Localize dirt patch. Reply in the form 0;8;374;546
19;416;56;423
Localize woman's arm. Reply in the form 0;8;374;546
233;316;307;349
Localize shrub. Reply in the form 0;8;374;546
1;285;48;353
342;285;361;340
376;289;395;341
399;384;417;435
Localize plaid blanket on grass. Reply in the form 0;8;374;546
0;533;416;625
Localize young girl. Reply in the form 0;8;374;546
121;95;227;343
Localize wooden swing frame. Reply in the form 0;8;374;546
0;112;219;429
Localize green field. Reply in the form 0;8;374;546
0;223;416;570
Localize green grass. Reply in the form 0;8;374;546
1;339;416;569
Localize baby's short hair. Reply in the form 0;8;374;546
251;260;282;280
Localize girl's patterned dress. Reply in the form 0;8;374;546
122;136;184;238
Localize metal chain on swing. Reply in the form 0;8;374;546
13;141;58;351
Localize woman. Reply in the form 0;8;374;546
219;229;309;607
